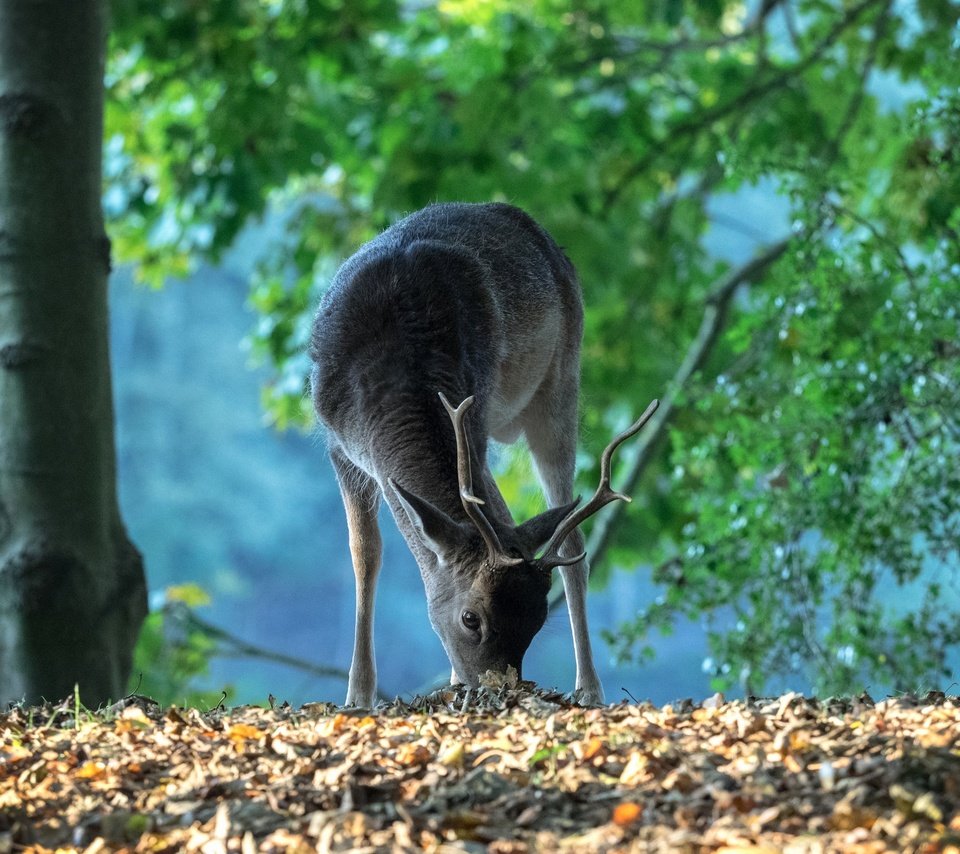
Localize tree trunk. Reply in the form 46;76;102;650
0;1;147;704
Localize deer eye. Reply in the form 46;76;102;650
461;610;481;632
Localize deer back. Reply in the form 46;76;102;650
309;203;582;494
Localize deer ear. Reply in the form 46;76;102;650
390;478;469;561
515;498;581;556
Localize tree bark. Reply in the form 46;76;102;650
0;0;147;704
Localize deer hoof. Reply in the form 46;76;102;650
571;685;605;707
345;688;377;709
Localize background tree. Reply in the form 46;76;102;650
0;0;146;704
107;0;959;697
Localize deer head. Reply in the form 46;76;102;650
390;394;659;688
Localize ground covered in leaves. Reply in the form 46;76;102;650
2;681;959;853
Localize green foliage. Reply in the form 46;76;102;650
108;0;960;696
130;585;234;708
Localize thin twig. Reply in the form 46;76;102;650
826;200;917;291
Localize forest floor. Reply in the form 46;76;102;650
1;678;959;853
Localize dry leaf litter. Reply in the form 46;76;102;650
1;674;959;853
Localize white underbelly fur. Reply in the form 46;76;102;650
486;312;560;444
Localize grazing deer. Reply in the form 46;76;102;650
309;202;658;707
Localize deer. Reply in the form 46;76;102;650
309;202;658;707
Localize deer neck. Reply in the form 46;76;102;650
369;396;508;531
391;440;498;521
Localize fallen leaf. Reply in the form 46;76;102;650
581;738;604;760
76;760;107;780
395;742;432;766
612;802;643;826
619;750;649;785
227;723;265;746
438;742;466;767
479;666;519;691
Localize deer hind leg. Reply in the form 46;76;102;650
524;388;605;705
331;446;383;708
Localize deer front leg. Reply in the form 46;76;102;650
556;530;604;705
526;423;605;705
331;448;383;708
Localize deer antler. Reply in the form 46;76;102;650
537;398;660;571
439;392;522;567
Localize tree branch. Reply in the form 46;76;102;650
549;237;791;613
175;606;392;702
604;0;886;210
827;0;892;155
609;0;787;59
